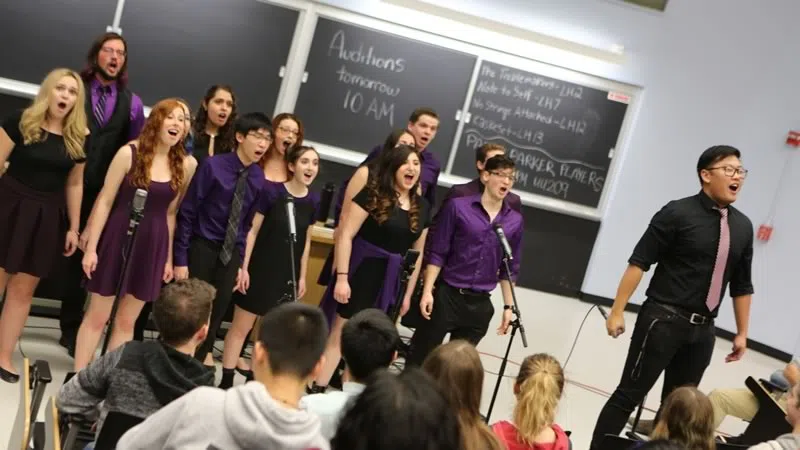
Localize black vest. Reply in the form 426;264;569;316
83;80;132;193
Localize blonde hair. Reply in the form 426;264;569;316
20;68;87;160
514;353;565;445
422;341;504;450
651;386;715;450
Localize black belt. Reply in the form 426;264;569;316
444;283;490;297
652;302;713;325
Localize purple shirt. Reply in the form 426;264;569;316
174;152;265;267
445;178;523;212
89;79;145;140
363;145;441;207
427;193;523;292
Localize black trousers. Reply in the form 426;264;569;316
58;187;99;341
406;282;494;367
187;238;241;362
588;300;715;450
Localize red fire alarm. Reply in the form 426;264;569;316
757;224;773;241
787;131;800;147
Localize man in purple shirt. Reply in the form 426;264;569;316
361;107;441;206
406;155;524;366
445;143;523;212
173;112;271;366
58;32;146;354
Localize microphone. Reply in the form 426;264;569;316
285;195;297;242
597;305;609;320
127;189;148;236
492;224;513;261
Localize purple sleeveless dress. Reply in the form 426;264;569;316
85;144;177;302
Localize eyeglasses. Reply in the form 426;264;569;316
706;166;748;178
489;171;516;182
100;47;126;58
278;126;299;136
248;132;273;144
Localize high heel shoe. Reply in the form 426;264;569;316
0;366;19;383
235;367;253;381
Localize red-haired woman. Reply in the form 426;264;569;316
73;98;198;371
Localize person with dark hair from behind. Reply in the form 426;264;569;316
649;386;716;450
422;340;504;450
590;145;754;450
301;308;400;439
634;440;686;449
57;279;215;439
445;142;522;211
331;368;461;450
116;302;330;450
492;353;571;450
172;112;270;369
59;32;146;356
189;84;237;167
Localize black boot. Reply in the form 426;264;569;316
219;368;235;389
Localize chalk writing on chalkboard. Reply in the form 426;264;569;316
452;60;628;208
327;29;403;127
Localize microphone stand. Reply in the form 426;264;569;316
286;197;298;303
389;254;417;325
100;206;144;356
485;254;528;423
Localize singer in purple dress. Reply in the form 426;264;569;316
73;99;197;371
217;145;320;388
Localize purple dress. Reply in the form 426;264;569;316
86;144;177;302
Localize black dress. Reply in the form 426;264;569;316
0;111;86;277
337;187;432;319
234;181;320;315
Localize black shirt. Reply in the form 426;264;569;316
629;190;754;316
2;111;87;192
352;187;432;254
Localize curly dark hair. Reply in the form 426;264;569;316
192;85;237;155
364;144;421;232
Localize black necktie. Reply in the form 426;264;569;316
94;86;109;127
220;169;248;265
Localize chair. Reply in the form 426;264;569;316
93;411;143;449
8;359;32;450
737;376;792;445
44;397;61;450
626;396;649;441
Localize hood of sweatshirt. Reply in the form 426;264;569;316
223;381;326;449
140;341;215;406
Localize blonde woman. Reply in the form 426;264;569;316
0;68;88;383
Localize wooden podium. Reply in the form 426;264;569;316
301;223;335;306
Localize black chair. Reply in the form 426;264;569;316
736;376;792;445
93;412;143;449
599;434;638;450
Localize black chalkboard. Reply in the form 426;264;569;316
0;0;117;84
120;0;299;114
0;93;33;120
452;60;629;208
295;17;477;164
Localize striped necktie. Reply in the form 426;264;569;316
706;207;730;312
94;86;109;127
220;168;249;265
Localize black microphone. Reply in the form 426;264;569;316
492;224;513;261
597;305;609;320
127;189;147;234
285;195;297;242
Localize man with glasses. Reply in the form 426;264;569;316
589;145;754;449
405;155;523;366
58;32;146;356
172;113;271;367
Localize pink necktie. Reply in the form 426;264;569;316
706;208;729;311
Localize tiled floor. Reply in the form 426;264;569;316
1;289;784;450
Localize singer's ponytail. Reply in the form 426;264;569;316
513;354;564;446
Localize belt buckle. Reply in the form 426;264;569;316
458;288;467;295
689;313;706;325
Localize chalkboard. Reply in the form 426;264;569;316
452;60;630;208
0;0;117;84
120;0;299;114
0;93;33;120
295;17;477;164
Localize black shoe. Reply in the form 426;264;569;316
0;366;19;383
306;383;326;395
219;368;235;389
59;335;75;358
235;367;253;379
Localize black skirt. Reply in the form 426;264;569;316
0;175;67;278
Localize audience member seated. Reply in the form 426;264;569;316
709;361;797;443
749;381;800;449
650;386;715;450
634;439;686;449
491;353;571;450
331;368;461;450
769;356;799;392
422;340;504;450
116;302;330;450
300;308;399;439
56;279;215;437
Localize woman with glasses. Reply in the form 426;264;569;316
260;113;303;183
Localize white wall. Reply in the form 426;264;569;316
315;0;800;353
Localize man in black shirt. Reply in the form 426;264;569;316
589;145;754;449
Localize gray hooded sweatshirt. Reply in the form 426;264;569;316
749;433;800;450
116;381;330;450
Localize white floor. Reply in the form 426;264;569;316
1;289;784;450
